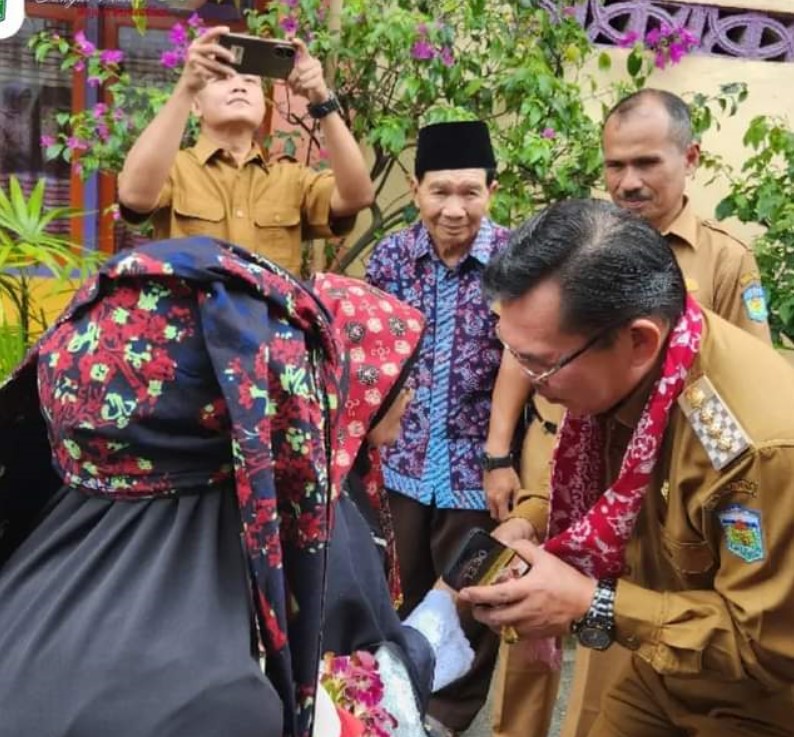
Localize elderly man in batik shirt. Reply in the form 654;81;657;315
366;120;512;737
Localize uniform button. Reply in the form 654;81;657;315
274;214;281;223
235;209;244;218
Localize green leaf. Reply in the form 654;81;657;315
743;117;768;149
283;137;297;158
714;198;735;221
597;51;611;71
627;50;643;77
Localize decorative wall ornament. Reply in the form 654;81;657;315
540;0;794;62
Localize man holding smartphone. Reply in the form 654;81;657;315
462;198;794;737
118;26;373;276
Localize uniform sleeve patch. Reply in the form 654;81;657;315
742;282;768;323
718;505;765;563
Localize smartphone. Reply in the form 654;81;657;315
217;34;297;79
442;527;531;591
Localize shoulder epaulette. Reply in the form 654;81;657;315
701;219;751;251
678;375;751;470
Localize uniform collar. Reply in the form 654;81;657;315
661;196;697;250
409;218;495;266
607;367;659;431
192;133;268;169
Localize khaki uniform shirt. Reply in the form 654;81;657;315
510;198;772;533
611;313;794;717
124;135;353;276
521;314;794;716
664;198;770;343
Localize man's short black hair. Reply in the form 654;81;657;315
483;198;686;336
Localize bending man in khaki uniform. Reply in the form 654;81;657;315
119;26;373;275
486;89;771;737
466;197;794;737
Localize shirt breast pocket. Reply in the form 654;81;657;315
660;525;716;587
254;206;302;270
173;193;225;239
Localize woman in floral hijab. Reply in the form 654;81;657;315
0;239;342;737
312;275;474;737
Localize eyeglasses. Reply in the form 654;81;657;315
495;322;617;384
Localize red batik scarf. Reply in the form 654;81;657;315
544;296;703;578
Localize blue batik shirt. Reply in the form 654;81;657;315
365;219;509;510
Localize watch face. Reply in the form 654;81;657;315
577;625;613;651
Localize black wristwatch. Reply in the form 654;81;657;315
307;91;342;120
571;578;617;651
481;451;514;472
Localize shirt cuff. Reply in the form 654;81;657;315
614;579;664;658
507;494;548;541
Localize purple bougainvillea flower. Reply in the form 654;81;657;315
74;60;85;72
93;102;108;116
40;135;56;147
644;27;661;47
541;127;556;139
87;75;102;87
187;13;203;29
74;30;96;56
280;14;299;34
168;23;188;47
654;50;667;69
668;42;686;64
617;30;639;48
440;46;454;66
99;48;124;65
66;136;87;151
679;27;699;50
282;0;298;7
161;49;183;69
411;39;434;60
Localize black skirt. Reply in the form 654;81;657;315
0;484;282;737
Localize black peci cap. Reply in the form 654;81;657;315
414;120;497;178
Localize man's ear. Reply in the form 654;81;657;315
684;141;700;177
410;176;420;206
626;317;665;371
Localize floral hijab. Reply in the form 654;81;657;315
312;273;425;603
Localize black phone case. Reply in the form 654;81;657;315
442;527;529;591
217;35;296;79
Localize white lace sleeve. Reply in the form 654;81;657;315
403;589;475;692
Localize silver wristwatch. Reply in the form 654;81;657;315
570;578;617;651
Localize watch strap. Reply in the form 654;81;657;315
481;451;514;472
571;577;617;648
307;92;342;120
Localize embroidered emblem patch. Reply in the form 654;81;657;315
679;376;751;470
742;282;768;323
718;505;765;563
